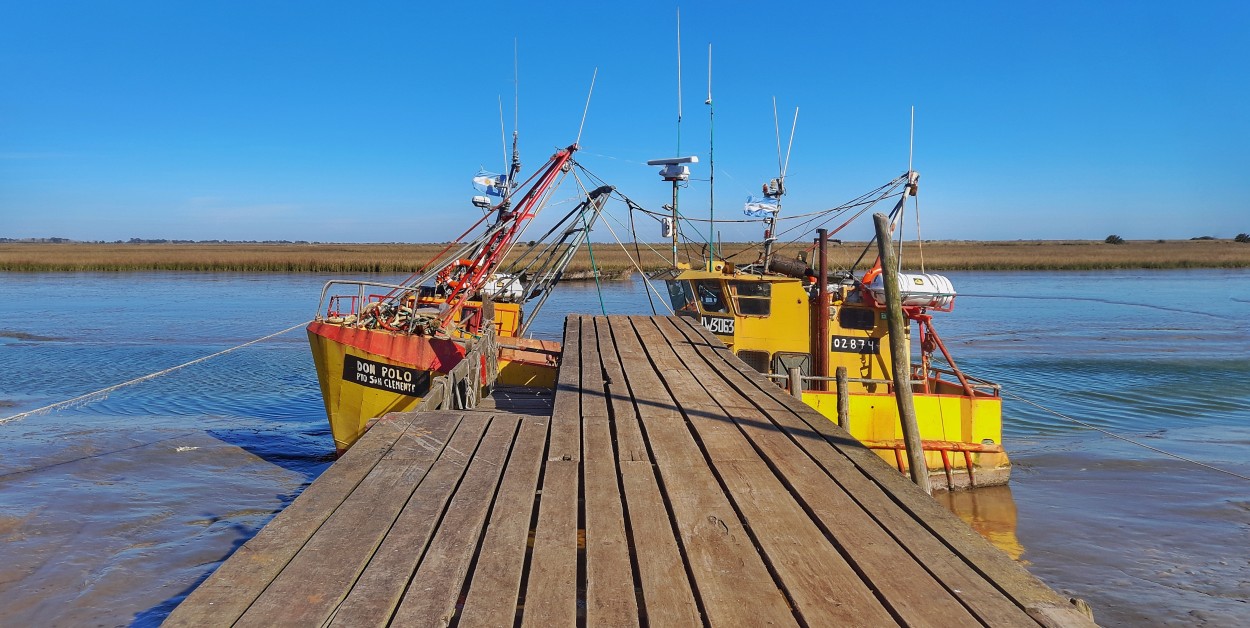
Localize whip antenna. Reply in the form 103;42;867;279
676;7;683;153
783;106;799;179
773;96;783;178
707;42;715;265
576;67;597;145
909;105;915;174
514;38;519;138
498;96;507;174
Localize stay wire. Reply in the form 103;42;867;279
1002;390;1250;483
571;172;608;315
0;321;310;425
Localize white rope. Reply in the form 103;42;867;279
1003;390;1250;482
0;321;309;425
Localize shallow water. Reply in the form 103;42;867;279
0;269;1248;625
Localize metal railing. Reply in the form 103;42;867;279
315;279;418;319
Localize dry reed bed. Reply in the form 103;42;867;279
1;240;1248;274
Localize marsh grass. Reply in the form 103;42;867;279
2;239;1248;274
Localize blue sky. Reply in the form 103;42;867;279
1;2;1246;243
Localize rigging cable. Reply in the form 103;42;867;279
570;172;608;315
1002;390;1250;483
0;321;309;426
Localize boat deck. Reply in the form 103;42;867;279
166;315;1093;626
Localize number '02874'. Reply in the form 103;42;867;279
830;336;878;354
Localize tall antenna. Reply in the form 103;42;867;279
498;96;507;174
707;43;715;267
514;39;519;137
910;105;925;272
783;107;799;179
576;68;597;145
507;39;521;200
676;7;683;154
773;97;783;178
908;105;915;174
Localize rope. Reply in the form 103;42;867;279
1002;390;1250;483
0;321;309;425
578;198;608;316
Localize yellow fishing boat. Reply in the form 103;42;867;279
654;165;1009;489
308;142;605;454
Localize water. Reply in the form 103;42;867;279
1;270;1248;625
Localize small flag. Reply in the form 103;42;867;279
472;169;507;197
744;195;780;217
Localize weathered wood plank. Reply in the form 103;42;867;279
457;416;550;626
613;316;797;627
520;317;584;627
673;316;1090;626
581;317;641;627
391;415;521;625
657;316;985;627
326;415;492;625
235;413;478;627
598;316;701;627
635;316;895;626
549;314;581;455
163;411;439;626
520;461;579;627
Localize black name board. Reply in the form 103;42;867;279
342;354;431;397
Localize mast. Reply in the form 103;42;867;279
761;104;798;272
706;43;715;269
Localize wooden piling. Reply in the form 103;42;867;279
874;212;932;495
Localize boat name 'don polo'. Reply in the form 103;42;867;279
342;355;431;396
701;316;735;335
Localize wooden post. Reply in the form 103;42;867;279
873;212;931;495
814;229;830;391
788;367;804;400
835;366;849;430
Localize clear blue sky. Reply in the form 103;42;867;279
2;2;1246;243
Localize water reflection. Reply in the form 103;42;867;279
934;485;1025;562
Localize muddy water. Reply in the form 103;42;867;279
934;269;1250;625
0;270;1248;625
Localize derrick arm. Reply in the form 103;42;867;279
436;144;578;332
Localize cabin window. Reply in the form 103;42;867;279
737;350;770;374
728;281;771;316
666;280;697;313
693;280;729;314
838;307;877;331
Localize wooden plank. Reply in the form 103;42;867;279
612;316;797;627
581;317;640;627
549;314;581;453
163;411;437;626
520;316;584;627
325;414;492;625
521;460;579;627
634;317;895;626
657;316;987;627
235;413;479;627
391;414;521;625
673;316;1090;626
598;316;701;626
457;416;550;626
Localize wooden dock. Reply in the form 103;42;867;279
166;315;1094;627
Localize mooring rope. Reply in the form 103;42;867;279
0;321;309;426
1002;389;1250;482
